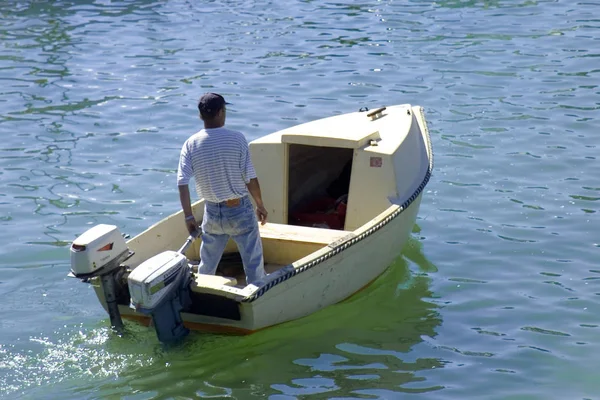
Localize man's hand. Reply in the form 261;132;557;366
256;204;268;225
247;178;267;225
179;185;198;234
185;216;199;234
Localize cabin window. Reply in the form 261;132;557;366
287;144;353;230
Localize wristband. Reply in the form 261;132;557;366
185;215;195;221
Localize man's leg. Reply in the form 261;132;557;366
198;232;229;275
232;225;266;285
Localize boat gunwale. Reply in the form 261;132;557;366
242;106;434;303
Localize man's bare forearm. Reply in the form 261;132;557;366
246;178;264;207
178;185;194;217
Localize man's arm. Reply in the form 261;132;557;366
179;185;193;217
177;140;198;233
246;178;264;207
179;184;198;233
247;178;268;224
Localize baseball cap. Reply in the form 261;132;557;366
197;93;230;118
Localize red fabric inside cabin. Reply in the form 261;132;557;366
290;196;347;230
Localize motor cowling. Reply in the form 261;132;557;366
69;224;132;332
70;224;129;279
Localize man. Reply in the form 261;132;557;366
177;93;268;285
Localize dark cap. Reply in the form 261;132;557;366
198;92;229;118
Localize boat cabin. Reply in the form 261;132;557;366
249;106;427;232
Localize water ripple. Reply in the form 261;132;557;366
1;0;600;398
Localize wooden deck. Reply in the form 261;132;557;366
189;223;352;290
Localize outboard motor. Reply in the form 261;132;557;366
70;224;133;332
70;224;198;344
127;249;192;343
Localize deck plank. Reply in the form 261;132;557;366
259;222;350;245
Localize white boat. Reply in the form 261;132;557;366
69;104;433;339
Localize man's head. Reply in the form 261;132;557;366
198;92;228;127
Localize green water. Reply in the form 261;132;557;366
1;1;599;399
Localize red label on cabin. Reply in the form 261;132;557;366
370;157;382;168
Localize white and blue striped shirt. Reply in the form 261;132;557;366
177;127;257;203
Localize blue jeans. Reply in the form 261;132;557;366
198;196;266;285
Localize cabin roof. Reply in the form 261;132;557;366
281;129;380;149
252;109;388;149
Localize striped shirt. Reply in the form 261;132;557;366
177;127;257;203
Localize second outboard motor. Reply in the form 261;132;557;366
127;250;193;343
70;224;133;332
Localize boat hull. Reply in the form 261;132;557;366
92;194;422;334
245;194;423;332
